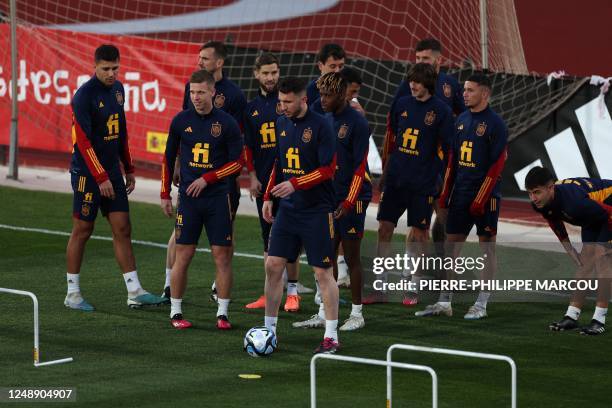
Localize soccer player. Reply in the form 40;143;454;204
525;167;611;335
307;43;346;105
379;39;466;306
318;72;372;330
161;70;243;330
162;41;247;302
376;63;454;304
242;52;302;312
390;38;465;115
416;73;508;320
261;76;340;354
65;44;165;311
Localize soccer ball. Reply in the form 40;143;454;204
244;326;277;357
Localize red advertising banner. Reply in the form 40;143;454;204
0;26;199;166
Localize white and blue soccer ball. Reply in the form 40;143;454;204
244;326;277;357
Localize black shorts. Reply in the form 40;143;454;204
256;196;280;252
335;200;368;240
446;196;500;237
229;177;241;222
268;206;334;268
377;185;434;230
71;173;128;221
175;193;233;246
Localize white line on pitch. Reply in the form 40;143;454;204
0;223;305;263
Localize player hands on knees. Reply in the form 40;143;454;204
526;166;611;336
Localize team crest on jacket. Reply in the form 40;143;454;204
443;83;452;98
115;91;124;106
211;121;222;137
276;102;283;115
424;110;436;126
338;124;349;139
302;127;313;143
214;93;225;108
476;122;487;137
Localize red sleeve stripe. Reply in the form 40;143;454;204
474;147;508;206
346;175;364;205
86;148;105;174
243;146;255;172
439;151;454;198
297;170;322;185
263;162;277;201
121;132;135;173
160;156;172;199
216;162;242;178
345;153;368;205
474;177;492;204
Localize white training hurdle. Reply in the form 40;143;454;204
310;353;438;408
386;344;517;408
1;288;73;367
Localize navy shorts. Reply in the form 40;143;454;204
377;185;434;229
446;196;500;237
175;193;233;246
229;176;241;222
268;206;334;268
256;196;280;252
71;173;128;221
335;200;369;240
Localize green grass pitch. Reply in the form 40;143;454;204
1;186;610;407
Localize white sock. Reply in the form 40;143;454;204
318;302;326;319
123;271;142;293
566;305;581;321
438;291;453;305
337;255;346;264
264;315;278;334
475;291;491;308
315;278;321;294
351;304;363;317
66;273;80;294
164;268;172;288
170;297;182;318
287;280;298;296
217;298;230;317
324;319;338;341
593;307;607;324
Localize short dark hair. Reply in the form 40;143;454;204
189;69;215;86
254;52;280;70
278;76;308;95
407;62;437;95
467;72;492;90
201;41;228;59
317;43;346;63
95;44;120;62
415;38;442;53
316;72;347;96
524;166;556;190
340;66;362;85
